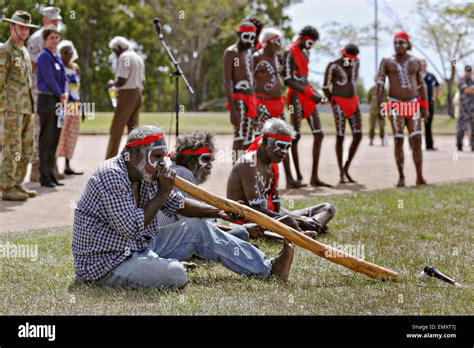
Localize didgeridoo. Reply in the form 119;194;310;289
174;176;398;280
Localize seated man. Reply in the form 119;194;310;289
72;125;294;289
156;130;251;241
227;119;336;238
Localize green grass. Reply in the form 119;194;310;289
80;112;458;136
1;181;473;315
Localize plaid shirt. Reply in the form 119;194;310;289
72;155;184;281
155;164;199;226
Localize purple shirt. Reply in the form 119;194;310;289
36;47;66;98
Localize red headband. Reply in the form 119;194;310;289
394;32;410;42
180;146;214;156
341;48;357;60
266;133;293;142
296;36;317;44
125;134;165;148
238;26;256;33
256;34;281;50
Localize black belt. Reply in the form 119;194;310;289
38;91;56;96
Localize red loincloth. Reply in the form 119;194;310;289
256;94;285;118
226;93;257;118
331;95;359;118
286;41;317;119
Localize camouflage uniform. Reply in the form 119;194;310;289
26;27;43;169
0;37;35;190
456;76;474;149
367;85;386;141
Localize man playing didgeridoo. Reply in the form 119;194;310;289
323;44;362;184
377;32;428;187
282;26;330;187
254;27;304;189
227;119;336;239
72;125;296;288
155;130;255;241
224;20;258;161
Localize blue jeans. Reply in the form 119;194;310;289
96;218;271;290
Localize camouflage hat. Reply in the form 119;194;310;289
1;10;39;28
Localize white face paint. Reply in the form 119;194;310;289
241;32;256;44
147;145;168;168
142;145;168;183
305;39;315;50
272;140;292;153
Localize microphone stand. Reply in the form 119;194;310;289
153;18;195;137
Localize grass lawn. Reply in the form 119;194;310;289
80;111;458;136
1;181;472;315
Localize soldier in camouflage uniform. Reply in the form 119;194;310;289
456;65;474;152
26;6;62;182
0;11;38;201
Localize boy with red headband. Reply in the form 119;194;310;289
224;21;258;161
282;26;330;187
227;119;336;238
377;32;429;187
323;44;362;184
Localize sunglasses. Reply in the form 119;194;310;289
241;32;256;44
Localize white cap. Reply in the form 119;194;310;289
42;7;62;20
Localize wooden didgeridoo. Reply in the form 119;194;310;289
174;176;398;280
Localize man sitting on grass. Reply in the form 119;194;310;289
227;118;336;238
72;125;295;289
156;130;253;241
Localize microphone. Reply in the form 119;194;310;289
153;18;163;39
419;266;463;287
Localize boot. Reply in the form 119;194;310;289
15;184;37;198
30;162;40;182
2;187;29;201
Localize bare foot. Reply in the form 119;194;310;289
416;178;427;186
339;174;347;184
310;179;333;187
396;177;405;187
286;179;308;189
270;239;294;281
343;163;357;183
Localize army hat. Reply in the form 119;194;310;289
1;10;39;28
42;6;62;20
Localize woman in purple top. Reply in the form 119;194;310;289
36;26;67;187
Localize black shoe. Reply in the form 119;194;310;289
426;147;438;151
40;181;56;188
50;176;64;186
457;145;463;151
64;168;84;175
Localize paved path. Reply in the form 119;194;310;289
1;135;473;233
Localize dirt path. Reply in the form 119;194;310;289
1;134;473;233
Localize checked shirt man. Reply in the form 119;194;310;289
72;125;295;289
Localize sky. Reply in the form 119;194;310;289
284;0;473;89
